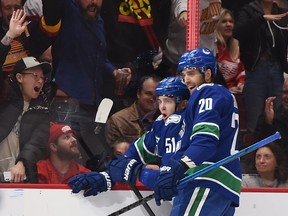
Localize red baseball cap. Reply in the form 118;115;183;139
49;123;75;143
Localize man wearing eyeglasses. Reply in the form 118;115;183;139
0;56;52;183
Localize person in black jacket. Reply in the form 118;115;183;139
0;55;52;183
0;12;52;183
233;0;288;134
255;79;288;157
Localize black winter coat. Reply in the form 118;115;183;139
233;1;288;72
0;36;51;183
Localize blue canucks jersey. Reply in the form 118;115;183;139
180;83;242;206
125;110;186;166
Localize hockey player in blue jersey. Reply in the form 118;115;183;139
153;47;242;216
120;76;190;189
67;76;190;195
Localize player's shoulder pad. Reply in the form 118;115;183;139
165;114;182;126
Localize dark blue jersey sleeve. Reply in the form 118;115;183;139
182;84;240;165
125;115;164;164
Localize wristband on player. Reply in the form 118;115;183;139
139;168;160;189
181;155;196;169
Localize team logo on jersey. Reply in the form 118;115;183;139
165;114;181;126
202;48;211;55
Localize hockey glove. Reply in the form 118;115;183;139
154;159;188;206
68;172;113;197
108;156;143;185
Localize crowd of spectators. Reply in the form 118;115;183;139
1;0;288;191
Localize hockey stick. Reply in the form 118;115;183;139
77;98;114;170
179;131;280;185
108;131;281;216
129;184;155;216
108;193;155;216
94;98;113;134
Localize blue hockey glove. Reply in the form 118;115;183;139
108;156;143;185
154;159;188;206
139;168;160;190
68;172;113;197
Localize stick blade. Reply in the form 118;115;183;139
95;98;113;123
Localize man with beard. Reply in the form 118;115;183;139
41;0;131;169
153;48;241;215
37;123;91;184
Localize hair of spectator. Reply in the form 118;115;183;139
215;8;239;61
0;0;26;6
111;137;129;148
137;74;162;94
250;142;288;183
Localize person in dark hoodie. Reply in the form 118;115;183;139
233;0;288;134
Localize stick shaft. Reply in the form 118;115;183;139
107;194;155;216
179;131;281;185
129;184;155;216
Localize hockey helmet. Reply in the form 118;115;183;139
156;76;190;104
178;47;217;76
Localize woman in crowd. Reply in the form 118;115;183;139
242;142;288;187
215;8;245;93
